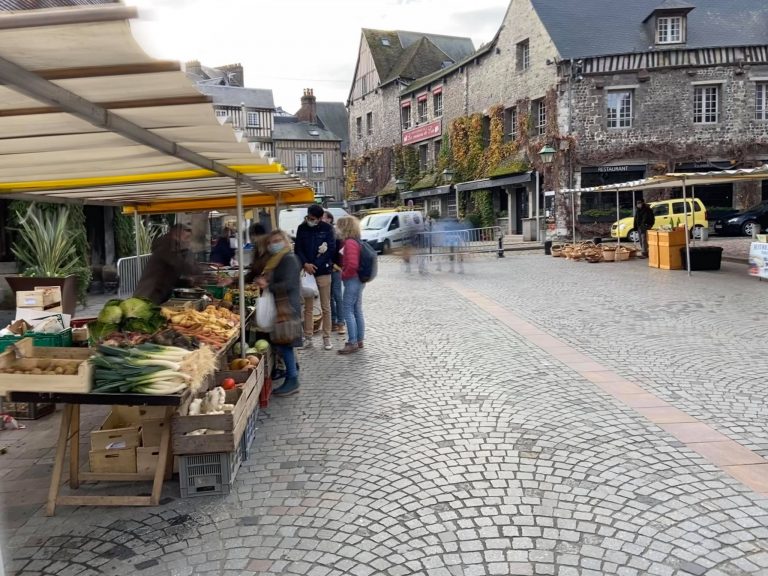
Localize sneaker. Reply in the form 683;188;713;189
358;341;364;349
303;337;313;349
323;338;333;350
272;377;299;397
337;343;359;355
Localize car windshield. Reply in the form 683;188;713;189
746;201;768;211
361;215;390;230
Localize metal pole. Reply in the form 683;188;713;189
535;171;540;242
682;177;691;277
133;208;141;281
616;189;621;250
571;191;576;244
691;185;696;245
235;178;247;358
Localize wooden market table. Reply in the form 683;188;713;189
8;389;186;516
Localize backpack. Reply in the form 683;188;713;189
357;240;378;283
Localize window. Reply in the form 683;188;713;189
652;204;669;217
672;201;693;214
313;181;326;196
434;139;442;165
215;109;228;118
417;99;428;123
535;99;547;135
606;90;633;128
694;85;719;124
517;39;530;71
311;153;324;173
757;83;768;121
418;144;428;170
295;153;308;173
656;16;682;44
356;117;362;138
429;198;441;215
366;112;373;135
389;215;400;231
433;91;443;117
246;111;261;127
401;105;412;130
504;106;518;140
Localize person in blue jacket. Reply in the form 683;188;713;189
293;204;336;350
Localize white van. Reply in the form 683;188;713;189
279;206;349;239
360;210;425;253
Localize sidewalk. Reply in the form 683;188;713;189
2;255;767;576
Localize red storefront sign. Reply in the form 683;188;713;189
402;119;441;146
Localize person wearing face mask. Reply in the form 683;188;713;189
255;229;302;397
293;204;336;350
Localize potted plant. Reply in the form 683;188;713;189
5;204;90;315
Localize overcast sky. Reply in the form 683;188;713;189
123;0;509;111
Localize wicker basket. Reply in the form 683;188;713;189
551;248;563;257
615;247;631;261
602;249;616;262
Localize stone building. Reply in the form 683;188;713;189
348;0;768;236
346;28;475;210
274;89;346;202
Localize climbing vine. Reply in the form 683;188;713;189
114;210;135;259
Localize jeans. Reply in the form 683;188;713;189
330;270;344;325
303;273;332;338
342;277;365;344
639;229;649;255
275;344;297;378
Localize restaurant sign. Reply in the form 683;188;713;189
402;120;441;146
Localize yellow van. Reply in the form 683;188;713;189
611;198;709;241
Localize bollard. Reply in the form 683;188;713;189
544;240;552;255
497;236;505;258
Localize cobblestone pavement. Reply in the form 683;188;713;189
3;255;768;576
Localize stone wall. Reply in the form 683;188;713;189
348;83;402;159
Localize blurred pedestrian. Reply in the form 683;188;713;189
210;227;235;266
634;199;655;258
336;216;365;355
322;210;346;335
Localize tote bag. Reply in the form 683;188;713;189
271;296;302;345
255;288;276;331
300;272;319;298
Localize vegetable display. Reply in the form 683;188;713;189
89;297;167;343
161;305;239;350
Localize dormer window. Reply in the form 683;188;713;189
656;16;683;44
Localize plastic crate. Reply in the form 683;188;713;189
259;377;272;408
0;328;72;353
2;401;55;420
178;450;241;498
240;408;259;462
204;285;225;299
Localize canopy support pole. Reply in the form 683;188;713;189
571;191;576;244
535;173;540;243
683;177;691;277
235;178;247;359
133;208;141;282
616;189;621;250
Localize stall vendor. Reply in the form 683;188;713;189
209;227;235;266
134;223;201;304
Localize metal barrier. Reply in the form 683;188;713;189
411;226;504;258
116;254;151;298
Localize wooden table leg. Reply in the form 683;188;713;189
46;405;73;517
69;404;80;489
149;407;172;505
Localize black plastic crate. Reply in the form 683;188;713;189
240;408;259;462
680;246;723;271
2;402;55;420
178;450;241;498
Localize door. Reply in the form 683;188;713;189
671;200;696;228
652;203;671;229
515;188;528;233
388;214;402;246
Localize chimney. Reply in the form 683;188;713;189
296;88;317;124
184;60;203;78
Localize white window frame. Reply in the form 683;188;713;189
417;99;428;123
756;83;768;121
517;40;530;71
215;109;228;118
313;181;326;196
295;153;308;173
536;99;547;135
656;16;683;44
606;90;633;128
401;105;412;130
311;153;325;174
694;85;719;124
429;198;441;215
433;92;443;117
246;111;261;127
506;106;518;140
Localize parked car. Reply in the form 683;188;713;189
713;201;768;236
611;198;709;242
360;210;425;253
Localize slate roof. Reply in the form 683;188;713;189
0;0;115;8
315;102;349;153
273;117;341;142
531;0;768;59
362;28;474;85
196;84;275;110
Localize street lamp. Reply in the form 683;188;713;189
395;178;408;192
441;168;455;184
536;146;556;242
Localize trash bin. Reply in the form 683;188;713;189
680;246;723;271
544;240;552;255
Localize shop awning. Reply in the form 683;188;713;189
0;4;314;211
401;185;451;200
455;172;532;193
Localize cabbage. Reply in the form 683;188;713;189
254;339;270;354
97;305;122;324
88;321;119;341
122;318;153;333
120;297;154;320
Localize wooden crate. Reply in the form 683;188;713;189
141;418;168;447
91;410;141;450
0;340;92;395
137;447;160;475
172;364;262;455
16;287;61;308
657;229;686;247
89;447;137;474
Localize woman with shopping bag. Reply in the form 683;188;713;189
255;229;303;397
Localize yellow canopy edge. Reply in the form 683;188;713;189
122;187;316;215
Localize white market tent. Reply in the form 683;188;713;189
557;165;768;275
0;3;317;348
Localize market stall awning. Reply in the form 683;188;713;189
455;172;532;193
0;4;314;210
401;185;451;200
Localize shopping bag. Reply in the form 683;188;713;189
255;288;276;330
271;296;302;345
301;272;319;298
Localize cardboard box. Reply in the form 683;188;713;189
16;288;61;309
137;446;160;475
89;447;137;473
138;406;168;420
90;409;140;451
141;418;168;447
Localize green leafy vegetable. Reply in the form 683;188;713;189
97;305;123;324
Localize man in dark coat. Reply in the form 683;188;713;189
293;204;335;349
133;224;200;304
633;199;655;258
